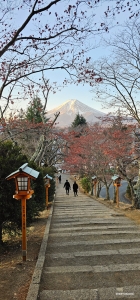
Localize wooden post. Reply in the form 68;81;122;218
116;185;119;208
91;182;93;195
13;193;33;262
6;163;39;262
21;196;27;262
46;186;48;209
56;176;58;187
94;182;97;197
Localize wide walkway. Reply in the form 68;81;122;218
27;174;140;300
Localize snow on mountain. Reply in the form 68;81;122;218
46;99;105;128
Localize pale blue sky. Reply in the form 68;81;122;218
3;0;138;115
39;1;138;113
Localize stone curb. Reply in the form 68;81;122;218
26;200;54;300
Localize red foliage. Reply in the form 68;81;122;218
61;123;136;177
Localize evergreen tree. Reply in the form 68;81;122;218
71;113;87;128
0;141;46;245
0;141;27;244
25;96;44;123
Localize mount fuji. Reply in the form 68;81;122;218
47;99;105;128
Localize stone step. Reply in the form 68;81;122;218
53;207;120;209
36;176;140;300
45;248;140;267
51;215;129;221
52;213;114;217
46;248;140;258
40;265;140;291
49;230;140;238
50;224;136;232
50;219;134;228
54;204;110;206
54;207;115;210
53;203;109;206
50;219;130;226
52;214;115;219
48;233;140;244
46;238;140;253
44;263;140;273
39;285;140;300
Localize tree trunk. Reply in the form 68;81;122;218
105;184;110;200
97;181;102;198
91;183;93;196
0;224;3;246
128;180;135;207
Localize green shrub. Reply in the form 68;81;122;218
80;177;91;193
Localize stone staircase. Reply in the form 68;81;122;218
38;176;140;300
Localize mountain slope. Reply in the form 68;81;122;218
47;99;105;127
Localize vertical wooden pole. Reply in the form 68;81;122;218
116;185;119;208
94;183;96;197
21;196;27;262
46;186;48;209
91;182;93;195
56;176;58;187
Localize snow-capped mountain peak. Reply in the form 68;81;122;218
47;99;105;127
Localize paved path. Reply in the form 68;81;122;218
27;174;140;300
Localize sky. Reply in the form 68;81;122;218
45;39;110;112
39;1;139;113
1;0;139;116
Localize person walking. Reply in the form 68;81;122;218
59;174;61;183
63;179;71;195
73;181;78;196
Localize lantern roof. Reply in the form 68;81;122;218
6;163;39;180
92;176;97;180
44;174;53;180
111;174;121;181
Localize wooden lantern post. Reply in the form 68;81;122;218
91;176;97;197
6;163;39;261
44;174;52;209
112;175;121;208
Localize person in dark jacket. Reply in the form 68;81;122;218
63;180;71;195
59;174;61;183
73;181;78;196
